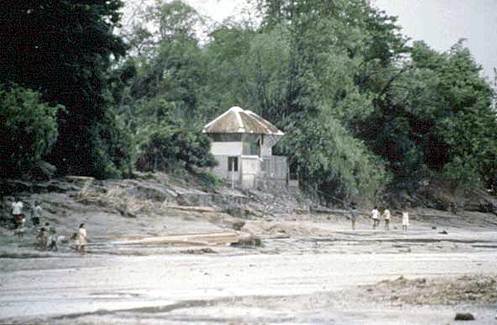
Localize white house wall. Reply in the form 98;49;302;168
211;154;240;182
211;141;243;156
241;156;260;188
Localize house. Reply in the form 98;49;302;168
203;106;290;189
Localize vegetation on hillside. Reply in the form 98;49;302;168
0;0;130;178
0;86;61;178
1;0;496;201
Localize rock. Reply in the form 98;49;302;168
454;313;475;321
432;226;437;230
232;233;262;247
231;220;246;231
224;206;252;219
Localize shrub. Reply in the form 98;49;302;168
136;123;217;172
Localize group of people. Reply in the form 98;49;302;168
370;206;409;231
9;198;88;254
349;203;410;231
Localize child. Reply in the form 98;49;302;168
32;201;42;227
382;208;391;231
402;210;409;231
371;206;380;229
11;198;24;229
77;223;88;254
48;224;58;251
349;203;358;231
37;227;49;250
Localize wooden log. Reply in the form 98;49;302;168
118;231;242;246
163;205;220;213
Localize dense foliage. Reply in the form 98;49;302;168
361;41;497;191
111;0;497;200
0;0;131;178
0;86;61;178
136;123;217;173
2;0;495;199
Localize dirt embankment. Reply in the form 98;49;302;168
1;172;496;244
385;179;497;215
0;173;310;243
362;275;497;306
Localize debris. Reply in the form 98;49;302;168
181;248;216;254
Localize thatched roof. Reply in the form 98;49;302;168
203;106;284;135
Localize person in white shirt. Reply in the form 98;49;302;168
371;207;380;229
402;210;409;231
382;208;391;231
32;201;42;227
11;198;24;229
78;223;88;254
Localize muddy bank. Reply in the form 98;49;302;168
361;274;497;305
1;173;497;324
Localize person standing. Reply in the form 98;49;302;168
37;226;49;250
402;209;409;231
371;206;380;229
349;203;358;231
46;223;57;251
32;201;42;227
382;208;391;231
11;198;24;229
77;223;88;254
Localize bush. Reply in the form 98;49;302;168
196;171;222;190
0;85;61;178
136;123;217;172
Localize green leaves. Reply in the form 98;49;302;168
0;85;61;178
367;40;497;191
136;123;217;173
116;0;496;197
0;0;128;177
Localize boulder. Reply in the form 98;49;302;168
455;313;475;321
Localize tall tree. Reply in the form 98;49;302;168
0;0;129;178
361;41;497;191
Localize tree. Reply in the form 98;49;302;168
136;122;217;173
361;41;497;191
0;85;61;178
0;0;130;178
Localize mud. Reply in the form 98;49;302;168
1;175;497;324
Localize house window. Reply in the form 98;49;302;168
228;156;238;172
242;141;260;155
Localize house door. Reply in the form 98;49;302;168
228;156;239;188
